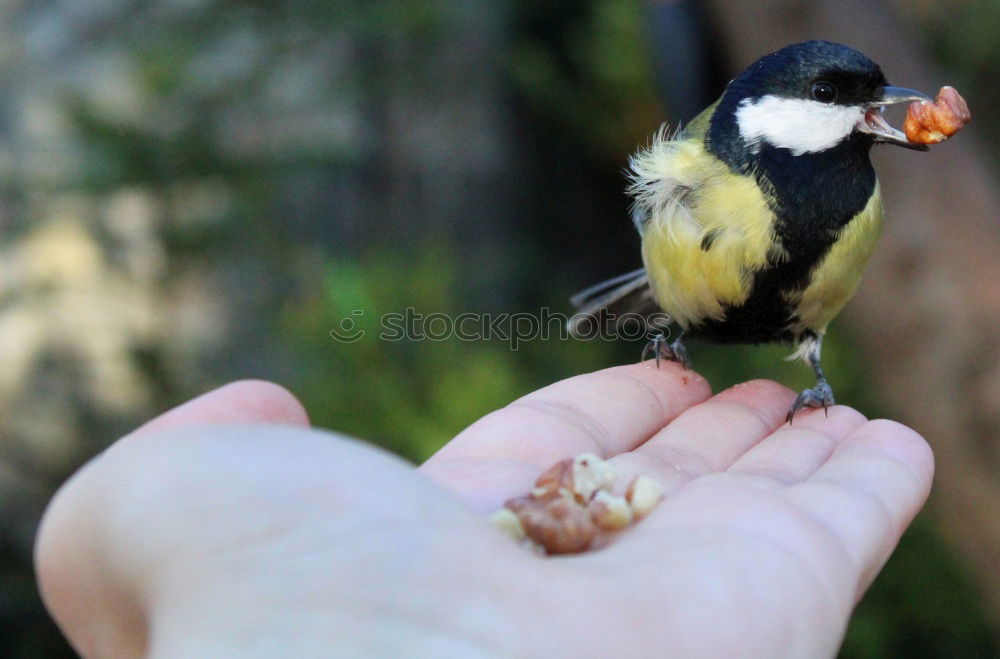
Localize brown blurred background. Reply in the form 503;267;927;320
0;0;997;656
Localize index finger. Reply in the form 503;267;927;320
426;362;711;467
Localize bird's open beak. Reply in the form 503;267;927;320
856;86;933;151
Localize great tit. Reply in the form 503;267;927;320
570;40;936;422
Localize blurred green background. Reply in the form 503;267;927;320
1;0;998;656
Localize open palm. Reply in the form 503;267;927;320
36;364;932;657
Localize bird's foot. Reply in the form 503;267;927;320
640;333;693;370
786;379;835;424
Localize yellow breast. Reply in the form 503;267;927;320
786;185;883;333
634;136;779;329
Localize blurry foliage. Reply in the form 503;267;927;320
693;325;871;405
509;0;664;156
842;515;998;658
279;243;617;462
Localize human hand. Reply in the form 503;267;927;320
35;365;933;657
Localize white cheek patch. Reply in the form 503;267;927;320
735;95;864;155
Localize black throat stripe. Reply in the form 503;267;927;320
696;133;877;344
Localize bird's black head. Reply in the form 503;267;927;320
736;40;887;107
708;41;930;169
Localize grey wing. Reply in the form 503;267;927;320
567;268;663;337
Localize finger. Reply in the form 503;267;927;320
634;380;796;482
131;380;310;437
428;362;710;465
34;383;308;656
784;419;934;599
725;406;868;486
421;363;710;512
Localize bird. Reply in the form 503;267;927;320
569;40;937;423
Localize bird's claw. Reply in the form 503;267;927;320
786;380;835;424
640;334;667;367
671;340;693;370
640;333;692;370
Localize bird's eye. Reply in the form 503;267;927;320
811;81;837;103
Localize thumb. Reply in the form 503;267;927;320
130;380;310;437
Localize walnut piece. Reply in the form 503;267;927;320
531;452;617;503
506;494;597;554
904;86;971;145
588;490;633;530
531;458;575;500
488;508;526;541
495;453;663;555
626;475;664;519
571;453;617;502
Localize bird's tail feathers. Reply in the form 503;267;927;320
567;268;666;337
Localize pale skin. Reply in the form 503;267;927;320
35;364;933;658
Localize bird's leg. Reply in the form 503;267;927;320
670;330;693;370
787;339;835;424
640;330;692;370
